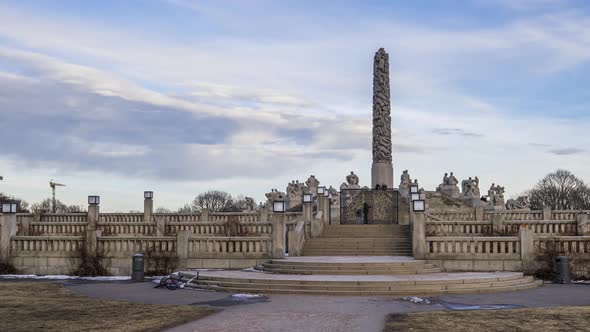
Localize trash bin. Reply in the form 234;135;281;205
556;256;570;284
131;254;145;282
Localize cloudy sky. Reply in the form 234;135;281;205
1;0;590;211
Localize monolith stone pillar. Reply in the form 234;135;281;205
371;48;394;189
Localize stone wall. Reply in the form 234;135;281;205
1;208;307;276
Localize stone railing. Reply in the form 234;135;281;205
40;213;88;223
21;222;88;236
188;236;272;258
288;221;306;256
426;236;521;260
426;221;493;236
534;236;590;255
503;221;577;236
208;212;262;222
551;210;590;221
16;213;34;222
97;236;177;254
165;222;274;237
11;236;84;253
427;211;475;221
99;213;144;223
97;222;156;236
153;213;201;222
484;210;543;221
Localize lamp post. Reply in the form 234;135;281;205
87;195;100;231
302;192;313;222
327;191;333;225
271;200;286;258
144;191;154;222
1;201;18;214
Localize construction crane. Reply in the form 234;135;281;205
49;180;66;213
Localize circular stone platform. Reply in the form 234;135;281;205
179;256;542;296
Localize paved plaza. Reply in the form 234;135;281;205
64;280;590;332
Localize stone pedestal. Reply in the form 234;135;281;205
303;202;312;222
88;204;100;231
438;185;460;199
0;214;16;261
176;230;190;260
371;162;393;189
272;214;286;258
143;199;153;222
577;214;589;235
411;211;426;259
460;196;486;207
519;225;535;272
543;206;552;220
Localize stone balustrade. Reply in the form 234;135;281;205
21;222;88;236
97;236;177;254
551;210;590;221
97;222;156;236
426;236;521;259
484;210;543;221
503;221;577;236
11;236;84;253
40;213;88;223
426;221;493;236
427;211;476;221
99;213;144;223
188;236;272;258
534;236;590;255
153;213;201;222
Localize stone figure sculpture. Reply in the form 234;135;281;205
341;171;361;190
347;171;359;186
265;189;286;206
399;170;411;189
305;175;319;197
487;184;506;208
448;172;458;186
437;171;460;198
506;195;530;210
286;180;304;205
461;176;480;198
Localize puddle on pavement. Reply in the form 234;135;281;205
190;294;270;307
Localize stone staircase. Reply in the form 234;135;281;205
261;258;442;275
302;224;412;256
180;263;542;296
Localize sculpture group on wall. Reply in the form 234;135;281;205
461;176;480;198
506;195;530;210
487;183;506;208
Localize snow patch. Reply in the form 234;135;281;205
231;293;263;299
241;268;264;273
402;296;431;305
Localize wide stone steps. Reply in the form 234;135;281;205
303;251;413;256
180;270;542;296
261;259;442;275
304;224;413;256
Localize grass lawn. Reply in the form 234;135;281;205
0;282;218;332
385;306;590;332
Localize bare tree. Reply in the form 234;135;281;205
30;198;86;213
528;169;590;210
191;191;257;212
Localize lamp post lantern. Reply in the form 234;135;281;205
273;200;285;213
144;191;154;200
88;196;100;205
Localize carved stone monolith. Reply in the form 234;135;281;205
371;48;393;189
